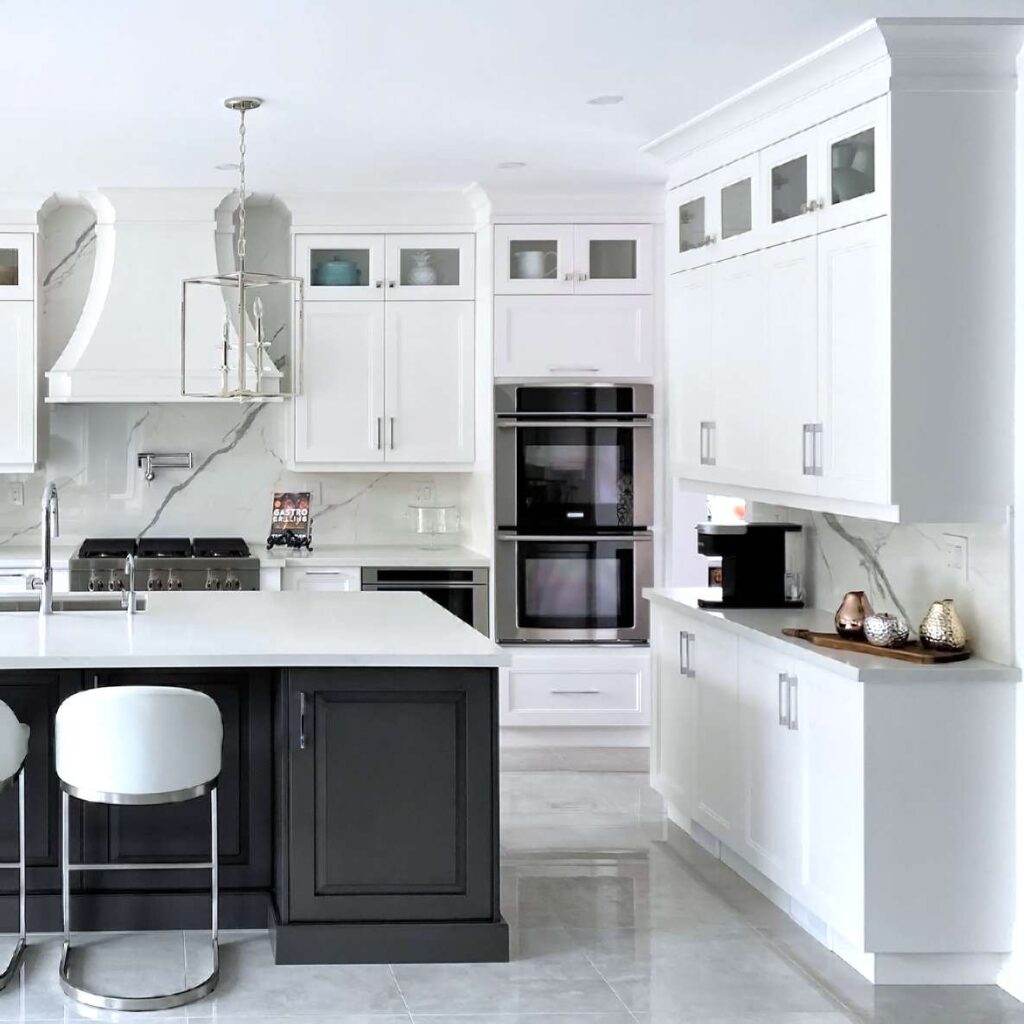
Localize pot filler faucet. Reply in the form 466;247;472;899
39;481;60;615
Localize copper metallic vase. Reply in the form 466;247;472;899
919;599;968;651
835;591;874;638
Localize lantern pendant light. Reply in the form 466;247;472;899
180;96;304;400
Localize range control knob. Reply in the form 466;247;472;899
166;572;183;591
147;571;164;591
87;575;104;593
205;570;222;591
107;573;124;592
223;575;241;592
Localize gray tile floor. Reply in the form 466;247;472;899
0;770;1020;1021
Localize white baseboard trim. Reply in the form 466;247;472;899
500;726;649;748
662;816;1011;987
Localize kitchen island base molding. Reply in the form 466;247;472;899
270;910;510;965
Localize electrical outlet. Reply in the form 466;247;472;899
7;483;23;508
943;533;968;583
415;483;435;504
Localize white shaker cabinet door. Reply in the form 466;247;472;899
281;567;361;592
384;233;475;301
651;607;694;817
691;621;739;845
494;224;575;296
574;224;653;295
667;268;715;480
293;302;385;465
797;662;865;945
737;644;802;891
817;218;890;505
494;295;653;379
762;236;820;495
711;252;766;487
384;301;474;463
0;302;35;470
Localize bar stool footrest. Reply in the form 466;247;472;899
59;936;219;1012
0;936;25;991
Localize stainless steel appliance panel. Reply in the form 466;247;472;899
361;567;489;636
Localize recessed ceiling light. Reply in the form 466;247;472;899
587;94;624;106
498;161;527;170
216;162;240;171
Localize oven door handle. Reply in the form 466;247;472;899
363;583;483;590
496;419;652;429
496;532;653;542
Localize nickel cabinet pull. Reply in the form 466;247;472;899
389;417;396;450
298;692;309;750
812;423;823;477
778;673;789;726
802;424;813;476
550;689;601;695
376;416;383;450
700;422;717;466
788;675;799;730
679;632;696;678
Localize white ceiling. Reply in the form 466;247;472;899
4;0;1023;194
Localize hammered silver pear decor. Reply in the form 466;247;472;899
919;598;969;651
863;612;910;648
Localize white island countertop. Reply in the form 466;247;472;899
0;591;508;670
644;587;1020;683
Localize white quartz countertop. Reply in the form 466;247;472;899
644;588;1020;683
0;591;507;670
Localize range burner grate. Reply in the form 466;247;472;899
193;537;251;559
79;538;137;559
136;537;193;559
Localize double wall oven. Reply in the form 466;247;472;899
495;383;653;644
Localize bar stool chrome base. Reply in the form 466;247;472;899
0;768;27;991
58;780;219;1012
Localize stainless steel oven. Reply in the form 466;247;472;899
495;383;653;533
495;531;652;644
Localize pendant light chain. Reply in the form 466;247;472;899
237;107;247;267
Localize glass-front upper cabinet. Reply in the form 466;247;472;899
668;171;717;274
815;96;888;232
0;235;34;302
296;234;386;300
574;224;653;295
761;127;820;245
494;225;575;295
384;233;476;300
710;154;761;261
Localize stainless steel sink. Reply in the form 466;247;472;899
0;594;148;613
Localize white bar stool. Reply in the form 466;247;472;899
0;701;28;990
54;685;223;1012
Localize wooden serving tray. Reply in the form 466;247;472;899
782;628;971;664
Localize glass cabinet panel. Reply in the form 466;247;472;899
0;249;19;289
720;178;752;239
831;128;875;206
398;247;461;287
588;239;636;280
678;197;706;252
771;156;808;223
508;239;559;281
309;247;370;289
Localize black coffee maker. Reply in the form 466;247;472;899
696;522;804;609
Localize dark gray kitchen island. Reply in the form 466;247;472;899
0;591;509;964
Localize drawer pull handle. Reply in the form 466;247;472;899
298;692;309;750
549;689;601;695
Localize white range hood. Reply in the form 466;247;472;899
46;188;280;403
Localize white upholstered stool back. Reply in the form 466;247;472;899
0;699;28;991
0;703;28;788
56;686;222;800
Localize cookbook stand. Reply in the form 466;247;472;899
267;491;314;552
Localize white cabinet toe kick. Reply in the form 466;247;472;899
647;590;1017;986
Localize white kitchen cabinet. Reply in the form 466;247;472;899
297;232;474;301
294;302;385;464
384;302;474;463
384;233;476;301
494;294;653;379
667;268;714;480
651;606;694;816
293;300;474;468
761;127;820;246
0;234;34;302
737;643;802;890
761;236;819;495
499;647;649;728
690;620;739;843
494;224;652;295
0;302;36;471
668;172;716;274
797;662;864;945
281;566;361;592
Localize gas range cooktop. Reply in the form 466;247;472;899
70;537;259;592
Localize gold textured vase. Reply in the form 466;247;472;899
835;591;874;638
919;598;968;651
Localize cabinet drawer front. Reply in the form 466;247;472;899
282;567;361;592
509;669;641;713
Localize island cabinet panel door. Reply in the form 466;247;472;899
79;670;274;893
287;668;497;922
0;672;75;893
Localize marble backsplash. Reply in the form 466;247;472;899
751;504;1013;664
